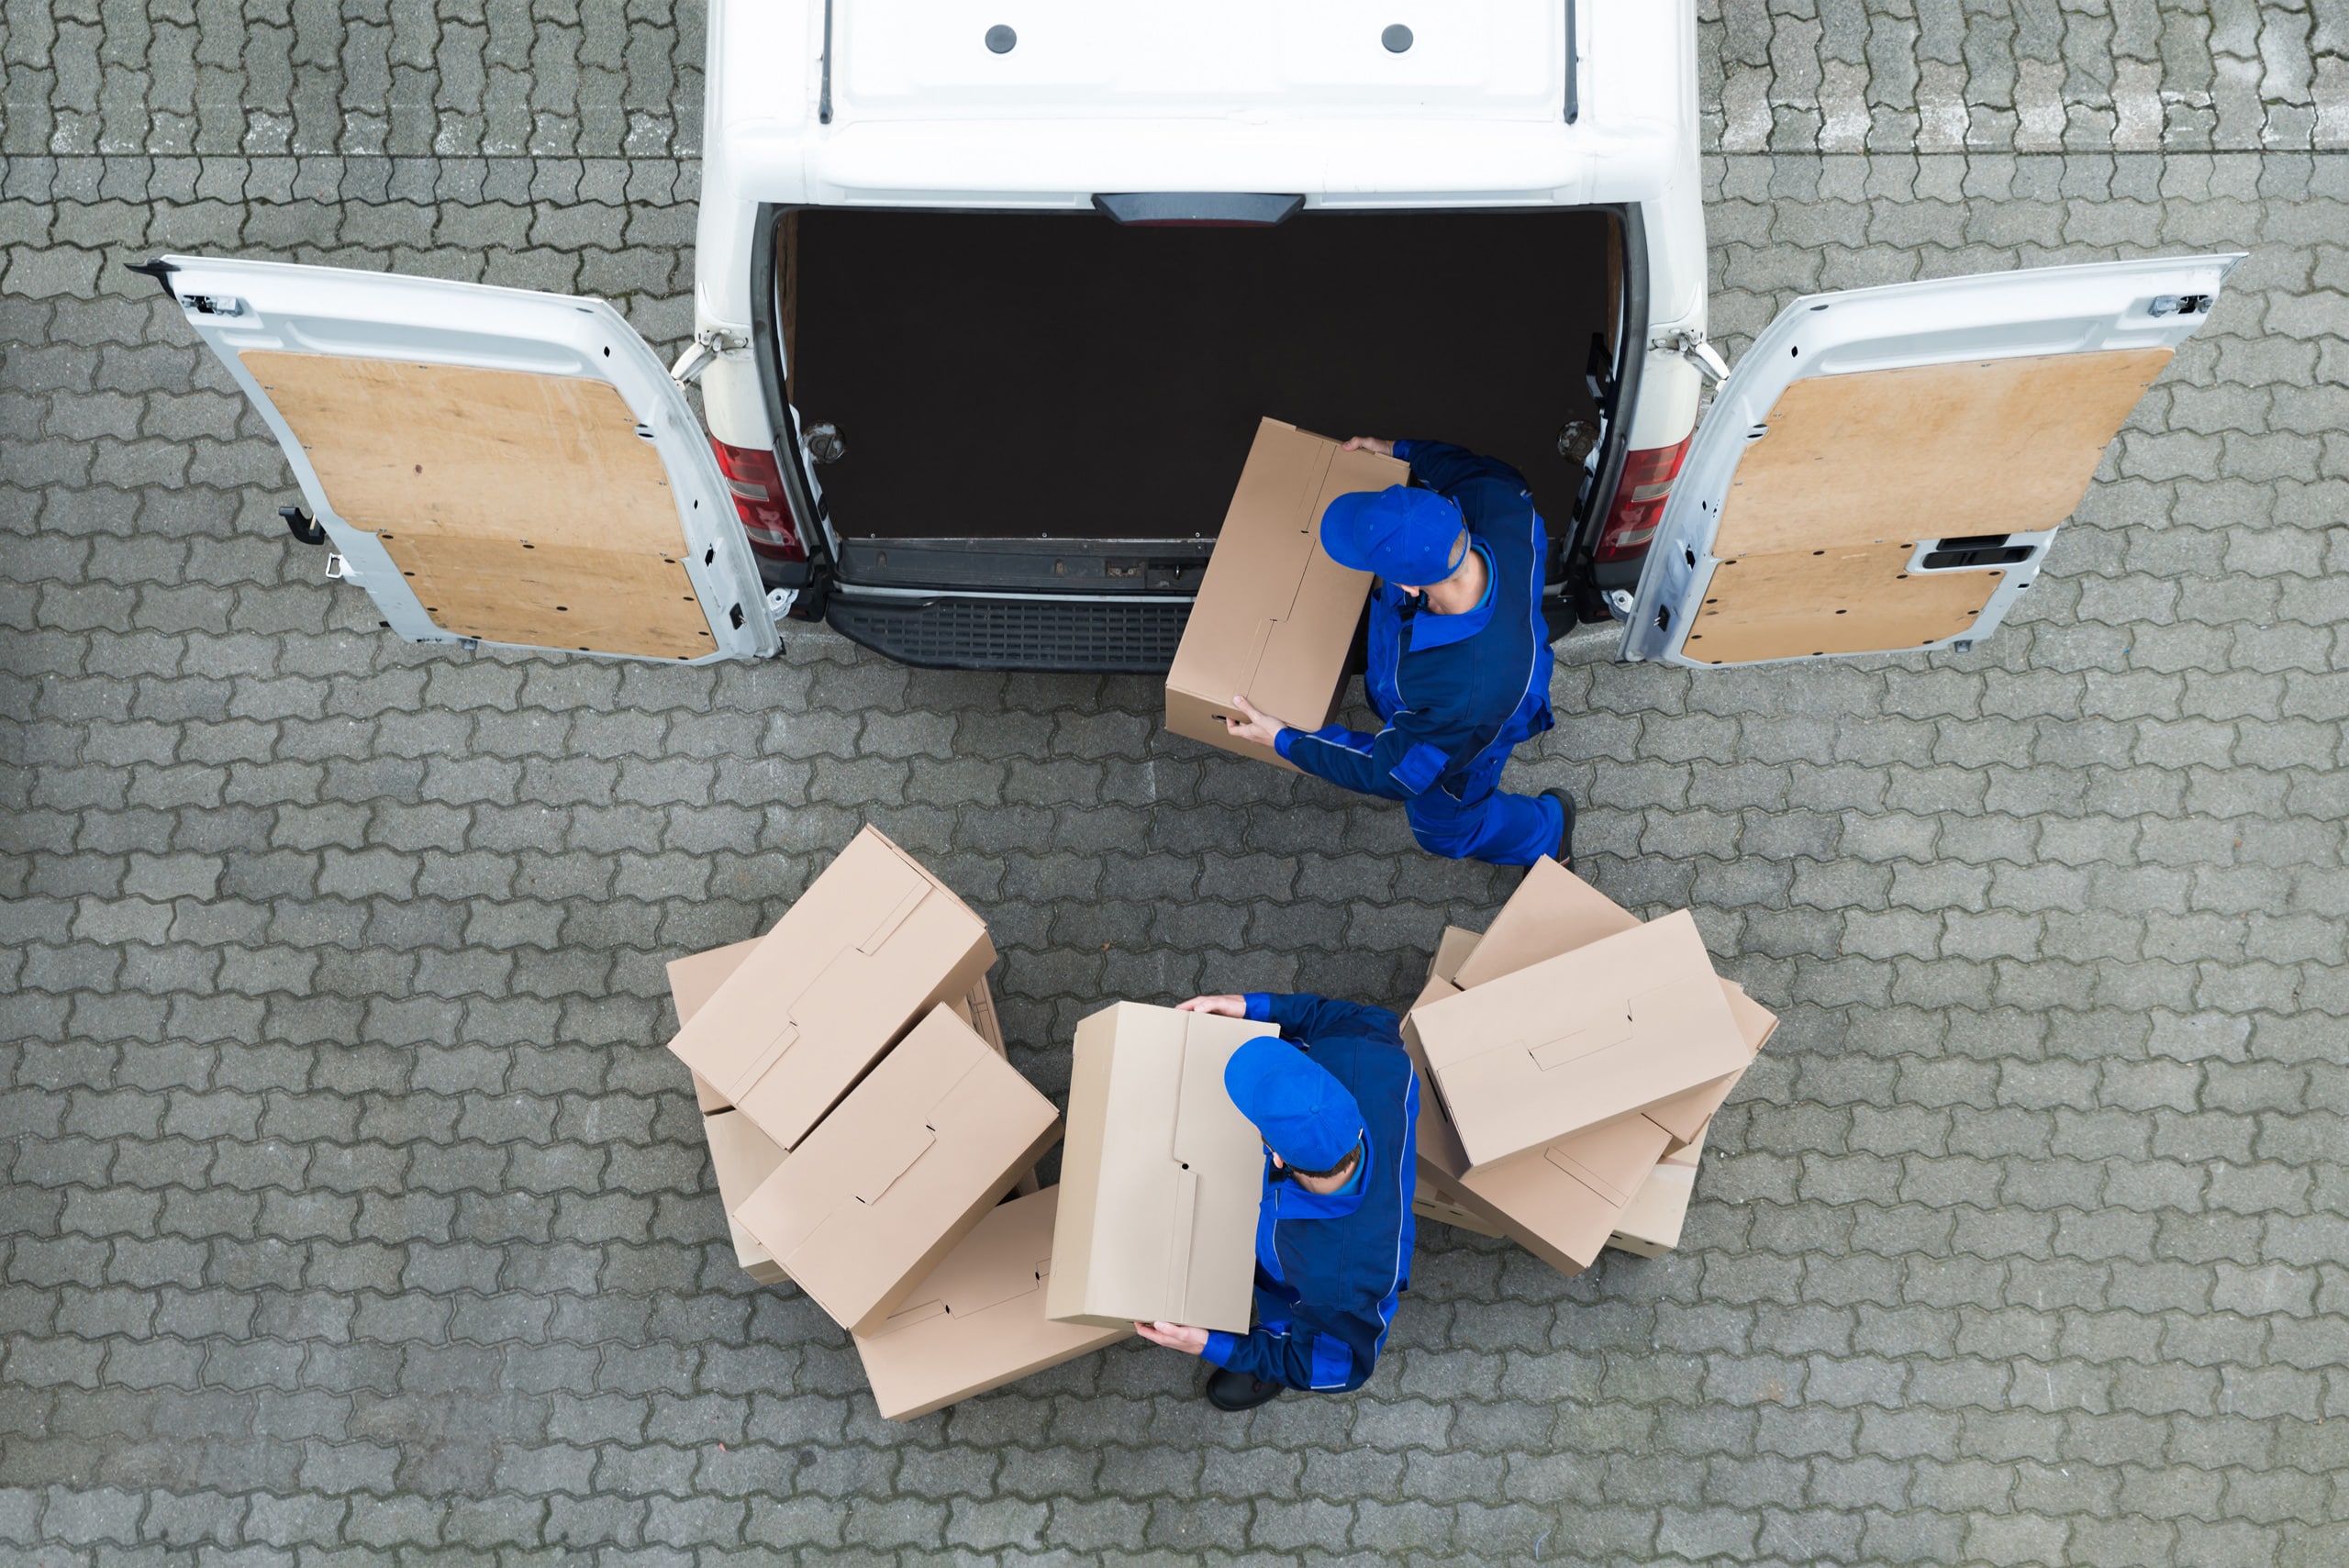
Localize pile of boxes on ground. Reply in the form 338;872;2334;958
1401;857;1777;1272
667;829;1773;1422
665;419;1775;1420
667;825;1283;1420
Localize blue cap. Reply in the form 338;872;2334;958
1224;1038;1364;1173
1319;485;1467;585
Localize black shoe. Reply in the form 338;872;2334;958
1205;1368;1283;1412
1542;788;1577;870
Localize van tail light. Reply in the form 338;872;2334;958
710;439;807;562
1593;438;1691;563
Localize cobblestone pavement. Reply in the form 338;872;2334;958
5;4;2348;1565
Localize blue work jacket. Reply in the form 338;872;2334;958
1276;440;1555;801
1199;993;1419;1393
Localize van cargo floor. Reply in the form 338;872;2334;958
788;209;1612;545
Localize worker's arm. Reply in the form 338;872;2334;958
1200;1297;1384;1393
1275;700;1456;801
1241;992;1401;1043
1394;439;1531;497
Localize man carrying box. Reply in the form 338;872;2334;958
1221;438;1574;870
1132;992;1418;1411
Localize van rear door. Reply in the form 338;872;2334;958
1621;254;2243;669
155;256;776;663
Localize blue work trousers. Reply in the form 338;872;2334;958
1403;745;1563;867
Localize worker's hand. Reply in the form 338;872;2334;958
1341;437;1396;458
1177;995;1249;1018
1135;1320;1210;1355
1223;693;1289;749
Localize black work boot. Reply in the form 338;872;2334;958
1542;788;1577;871
1205;1368;1283;1412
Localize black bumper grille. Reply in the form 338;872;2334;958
825;595;1193;673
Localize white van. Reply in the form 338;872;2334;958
150;5;2236;676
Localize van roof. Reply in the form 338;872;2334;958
701;0;1694;211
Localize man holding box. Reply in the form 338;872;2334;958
1222;437;1575;870
1134;992;1418;1410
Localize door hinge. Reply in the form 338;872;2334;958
1664;331;1731;388
669;327;751;387
765;586;800;623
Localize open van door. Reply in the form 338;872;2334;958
154;256;777;663
1620;254;2243;669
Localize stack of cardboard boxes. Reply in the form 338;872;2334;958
665;827;1130;1420
1400;858;1776;1273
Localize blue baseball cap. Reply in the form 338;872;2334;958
1224;1038;1364;1173
1319;485;1467;585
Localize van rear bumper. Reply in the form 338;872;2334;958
825;592;1193;673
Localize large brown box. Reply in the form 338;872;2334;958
853;1186;1130;1421
1400;932;1669;1276
1164;418;1405;769
1046;1002;1273;1332
665;827;996;1151
1410;908;1751;1168
1608;1121;1706;1259
1446;859;1777;1151
732;1006;1060;1334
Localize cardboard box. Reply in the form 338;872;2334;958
666;937;761;1112
1608;1122;1706;1258
665;826;996;1151
1046;1001;1273;1332
1413;1184;1505;1239
1399;995;1670;1277
853;1185;1130;1421
731;1005;1060;1334
702;1109;788;1284
952;976;1041;1197
1429;861;1778;1151
1401;880;1776;1276
1164;418;1406;768
1410;908;1751;1167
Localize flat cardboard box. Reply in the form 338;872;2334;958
701;1109;788;1284
952;977;1041;1197
667;937;761;1111
732;1005;1060;1334
665;826;996;1151
1609;1122;1706;1258
1410;908;1751;1168
1164;418;1405;769
853;1185;1130;1421
1046;1001;1273;1332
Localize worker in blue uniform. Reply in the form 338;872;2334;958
1133;990;1418;1410
1223;436;1575;869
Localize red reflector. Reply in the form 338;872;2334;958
709;439;806;562
1594;438;1690;564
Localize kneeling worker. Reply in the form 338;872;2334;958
1134;991;1418;1410
1223;437;1574;869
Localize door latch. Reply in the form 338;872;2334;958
1666;332;1731;387
281;505;326;545
669;327;751;387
